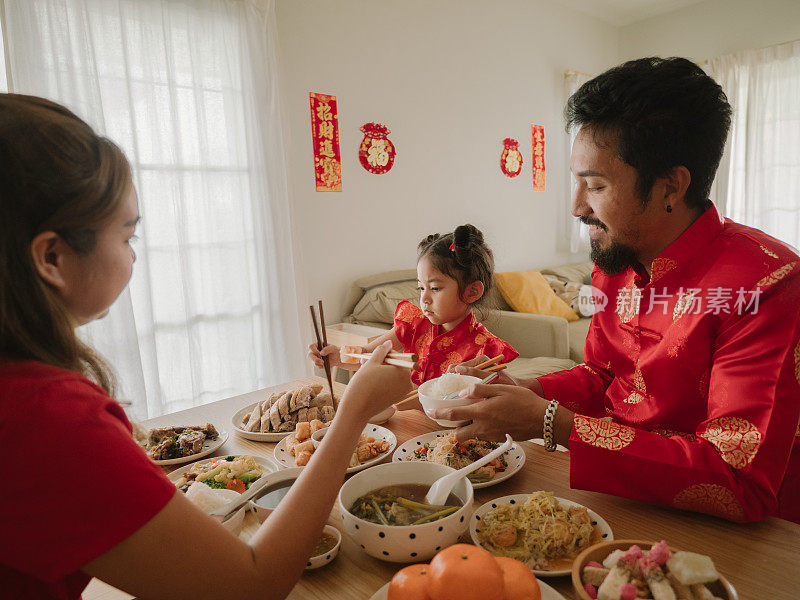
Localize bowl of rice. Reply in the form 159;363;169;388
418;373;482;427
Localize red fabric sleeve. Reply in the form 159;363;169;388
481;336;519;364
536;315;613;417
567;274;800;523
393;300;423;353
0;374;176;581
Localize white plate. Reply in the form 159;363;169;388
273;424;396;474
167;454;279;488
231;401;293;442
145;429;229;466
391;430;526;489
368;405;396;425
469;494;614;577
367;577;567;600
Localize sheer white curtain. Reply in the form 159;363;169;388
2;0;307;419
563;70;592;253
707;41;800;250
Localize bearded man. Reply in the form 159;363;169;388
437;57;800;524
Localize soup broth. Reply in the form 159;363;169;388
349;484;461;526
255;482;293;510
311;532;338;557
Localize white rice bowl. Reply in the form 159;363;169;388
185;482;246;535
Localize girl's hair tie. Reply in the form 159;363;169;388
449;241;455;252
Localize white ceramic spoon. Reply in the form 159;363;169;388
424;434;513;505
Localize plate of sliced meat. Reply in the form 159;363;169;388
141;423;229;466
232;383;338;442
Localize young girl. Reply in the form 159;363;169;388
0;94;409;600
310;225;518;391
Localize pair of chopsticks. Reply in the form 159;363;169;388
394;355;507;410
341;351;419;370
310;301;336;403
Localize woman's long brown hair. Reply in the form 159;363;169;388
0;94;133;395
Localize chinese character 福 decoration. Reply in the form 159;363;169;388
500;138;523;178
358;122;396;175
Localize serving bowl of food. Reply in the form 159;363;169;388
470;491;612;577
572;539;737;600
418;373;482;427
338;461;474;563
249;467;304;522
306;525;342;570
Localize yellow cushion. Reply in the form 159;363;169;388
495;270;580;322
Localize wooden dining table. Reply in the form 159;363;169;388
84;375;800;600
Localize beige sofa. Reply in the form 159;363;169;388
341;262;593;380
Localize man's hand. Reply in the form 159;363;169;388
431;383;547;442
446;354;518;386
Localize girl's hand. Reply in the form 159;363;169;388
339;341;412;421
307;343;342;368
447;354;518;386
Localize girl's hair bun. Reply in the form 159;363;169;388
417;233;441;254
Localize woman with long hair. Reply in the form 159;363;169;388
0;94;410;600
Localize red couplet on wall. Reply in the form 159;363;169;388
309;92;342;192
531;124;545;191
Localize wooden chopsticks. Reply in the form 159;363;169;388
341;351;419;370
394;354;507;409
310;301;336;402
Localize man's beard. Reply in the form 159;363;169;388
590;238;639;275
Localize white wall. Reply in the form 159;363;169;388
618;0;800;62
276;0;618;323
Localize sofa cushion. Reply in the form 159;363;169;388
540;261;594;286
567;317;591;362
495;270;580;322
350;280;420;324
504;356;576;380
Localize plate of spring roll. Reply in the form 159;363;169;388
273;423;396;474
231;383;337;442
391;431;525;488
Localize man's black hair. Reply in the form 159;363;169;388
565;57;732;210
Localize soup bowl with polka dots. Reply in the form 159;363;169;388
338;461;473;563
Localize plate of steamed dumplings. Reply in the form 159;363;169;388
231;383;337;442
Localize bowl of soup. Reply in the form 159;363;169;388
418;373;482;427
338;461;474;562
249;467;303;522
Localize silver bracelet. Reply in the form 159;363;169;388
543;399;559;452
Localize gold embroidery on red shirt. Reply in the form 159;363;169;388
699;416;762;469
574;415;636;450
633;361;646;394
698;369;710;399
756;262;797;288
623;392;645;405
438;336;454;351
672;483;744;521
578;364;599;376
414;328;433;357
794;340;800;386
439;351;464;373
474;333;487;346
396;302;418;323
760;245;779;259
673;288;699;321
651;257;678;283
